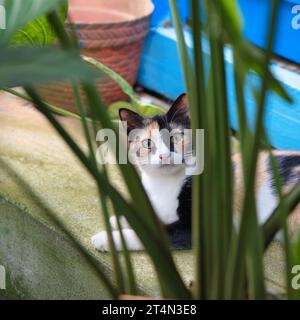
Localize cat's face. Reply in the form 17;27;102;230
119;94;192;175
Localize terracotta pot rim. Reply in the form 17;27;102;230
68;0;154;26
67;14;150;29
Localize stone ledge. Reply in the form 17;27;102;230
0;92;285;299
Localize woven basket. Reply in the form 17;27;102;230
37;0;154;112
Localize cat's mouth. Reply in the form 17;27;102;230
159;163;175;168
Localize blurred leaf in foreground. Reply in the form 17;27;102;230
0;47;99;88
10;2;68;46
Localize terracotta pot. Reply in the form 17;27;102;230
37;0;154;112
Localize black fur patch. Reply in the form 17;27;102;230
270;155;300;186
166;176;192;249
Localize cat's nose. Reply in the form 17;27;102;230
159;153;170;161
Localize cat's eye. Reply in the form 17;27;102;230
171;132;184;144
142;139;154;149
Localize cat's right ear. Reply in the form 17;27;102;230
119;108;144;134
167;93;189;124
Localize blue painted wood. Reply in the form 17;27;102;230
184;0;300;64
137;27;300;151
238;0;300;64
150;0;170;26
138;28;186;98
150;0;188;26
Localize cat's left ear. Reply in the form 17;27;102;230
167;93;190;124
119;108;144;134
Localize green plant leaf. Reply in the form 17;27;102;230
137;104;166;117
209;0;243;41
0;0;67;45
108;101;136;119
83;56;139;106
241;42;293;103
0;47;100;88
3;87;87;121
84;56;166;118
10;3;68;46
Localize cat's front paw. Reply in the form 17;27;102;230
109;215;130;230
91;229;143;252
91;231;109;252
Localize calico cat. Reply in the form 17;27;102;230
91;93;300;251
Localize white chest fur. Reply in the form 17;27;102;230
141;171;186;225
